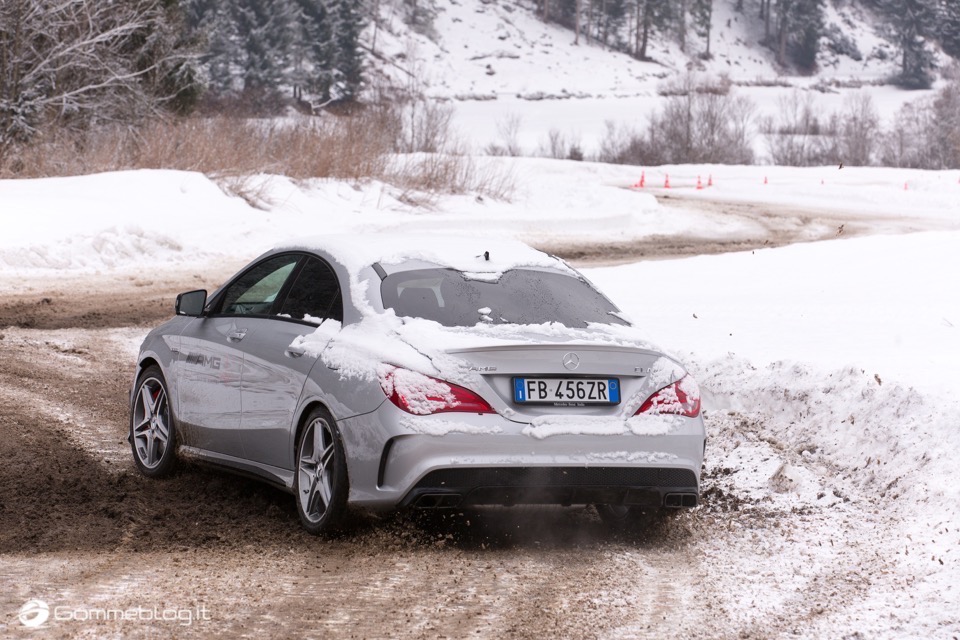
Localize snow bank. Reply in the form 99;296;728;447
3;162;957;280
588;229;960;397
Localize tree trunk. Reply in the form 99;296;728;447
776;1;788;65
763;0;771;40
706;20;712;57
575;0;581;44
679;0;687;53
601;0;608;48
635;0;641;57
371;0;382;54
640;1;652;60
586;0;593;44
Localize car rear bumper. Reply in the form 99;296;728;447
399;465;700;510
339;409;706;510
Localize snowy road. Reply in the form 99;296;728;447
1;317;952;639
1;173;958;638
1;293;955;639
0;320;882;640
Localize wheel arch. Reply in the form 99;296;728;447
132;356;163;405
136;356;162;379
293;400;337;456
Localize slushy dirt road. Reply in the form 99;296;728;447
1;203;952;638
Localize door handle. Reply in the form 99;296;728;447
227;330;247;342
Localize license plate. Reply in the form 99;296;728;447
513;377;620;406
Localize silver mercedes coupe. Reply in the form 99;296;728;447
129;235;706;534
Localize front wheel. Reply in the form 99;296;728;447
294;408;348;535
130;365;178;477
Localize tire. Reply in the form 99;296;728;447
595;504;662;532
294;407;349;535
130;365;178;478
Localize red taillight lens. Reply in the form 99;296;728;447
379;367;495;415
635;375;701;418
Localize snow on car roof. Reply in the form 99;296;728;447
279;233;571;276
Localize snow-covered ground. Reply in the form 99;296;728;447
368;0;948;156
2;159;959;636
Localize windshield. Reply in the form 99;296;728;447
380;268;628;328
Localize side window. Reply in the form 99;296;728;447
278;257;343;324
218;255;300;316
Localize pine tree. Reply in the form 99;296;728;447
790;0;824;71
599;0;628;49
290;0;336;102
232;0;295;94
690;0;713;59
634;0;671;60
185;0;242;94
936;0;960;58
133;0;202;114
330;0;364;102
877;0;937;88
760;0;823;70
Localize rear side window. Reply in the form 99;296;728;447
278;257;343;324
218;255;300;316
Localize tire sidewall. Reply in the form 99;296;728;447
294;407;348;535
130;365;178;478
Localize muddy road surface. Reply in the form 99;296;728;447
1;202;946;638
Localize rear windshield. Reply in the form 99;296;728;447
380;268;628;328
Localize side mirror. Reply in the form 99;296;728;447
175;290;207;317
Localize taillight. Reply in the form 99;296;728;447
635;375;701;418
379;366;495;415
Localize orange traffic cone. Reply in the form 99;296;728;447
763;176;768;185
696;176;703;190
707;174;713;187
664;174;671;189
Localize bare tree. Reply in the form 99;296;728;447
653;82;755;164
838;94;880;167
0;0;191;161
763;90;822;165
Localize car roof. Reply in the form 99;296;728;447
276;234;571;277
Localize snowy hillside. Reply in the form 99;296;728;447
364;0;953;156
369;0;923;98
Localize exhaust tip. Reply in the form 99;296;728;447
664;493;698;508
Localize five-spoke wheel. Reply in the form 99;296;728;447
130;365;177;477
295;408;348;535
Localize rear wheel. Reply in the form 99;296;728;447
294;407;348;535
130;366;178;478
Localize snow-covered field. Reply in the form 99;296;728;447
2;158;959;636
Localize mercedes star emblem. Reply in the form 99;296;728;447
562;352;580;371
